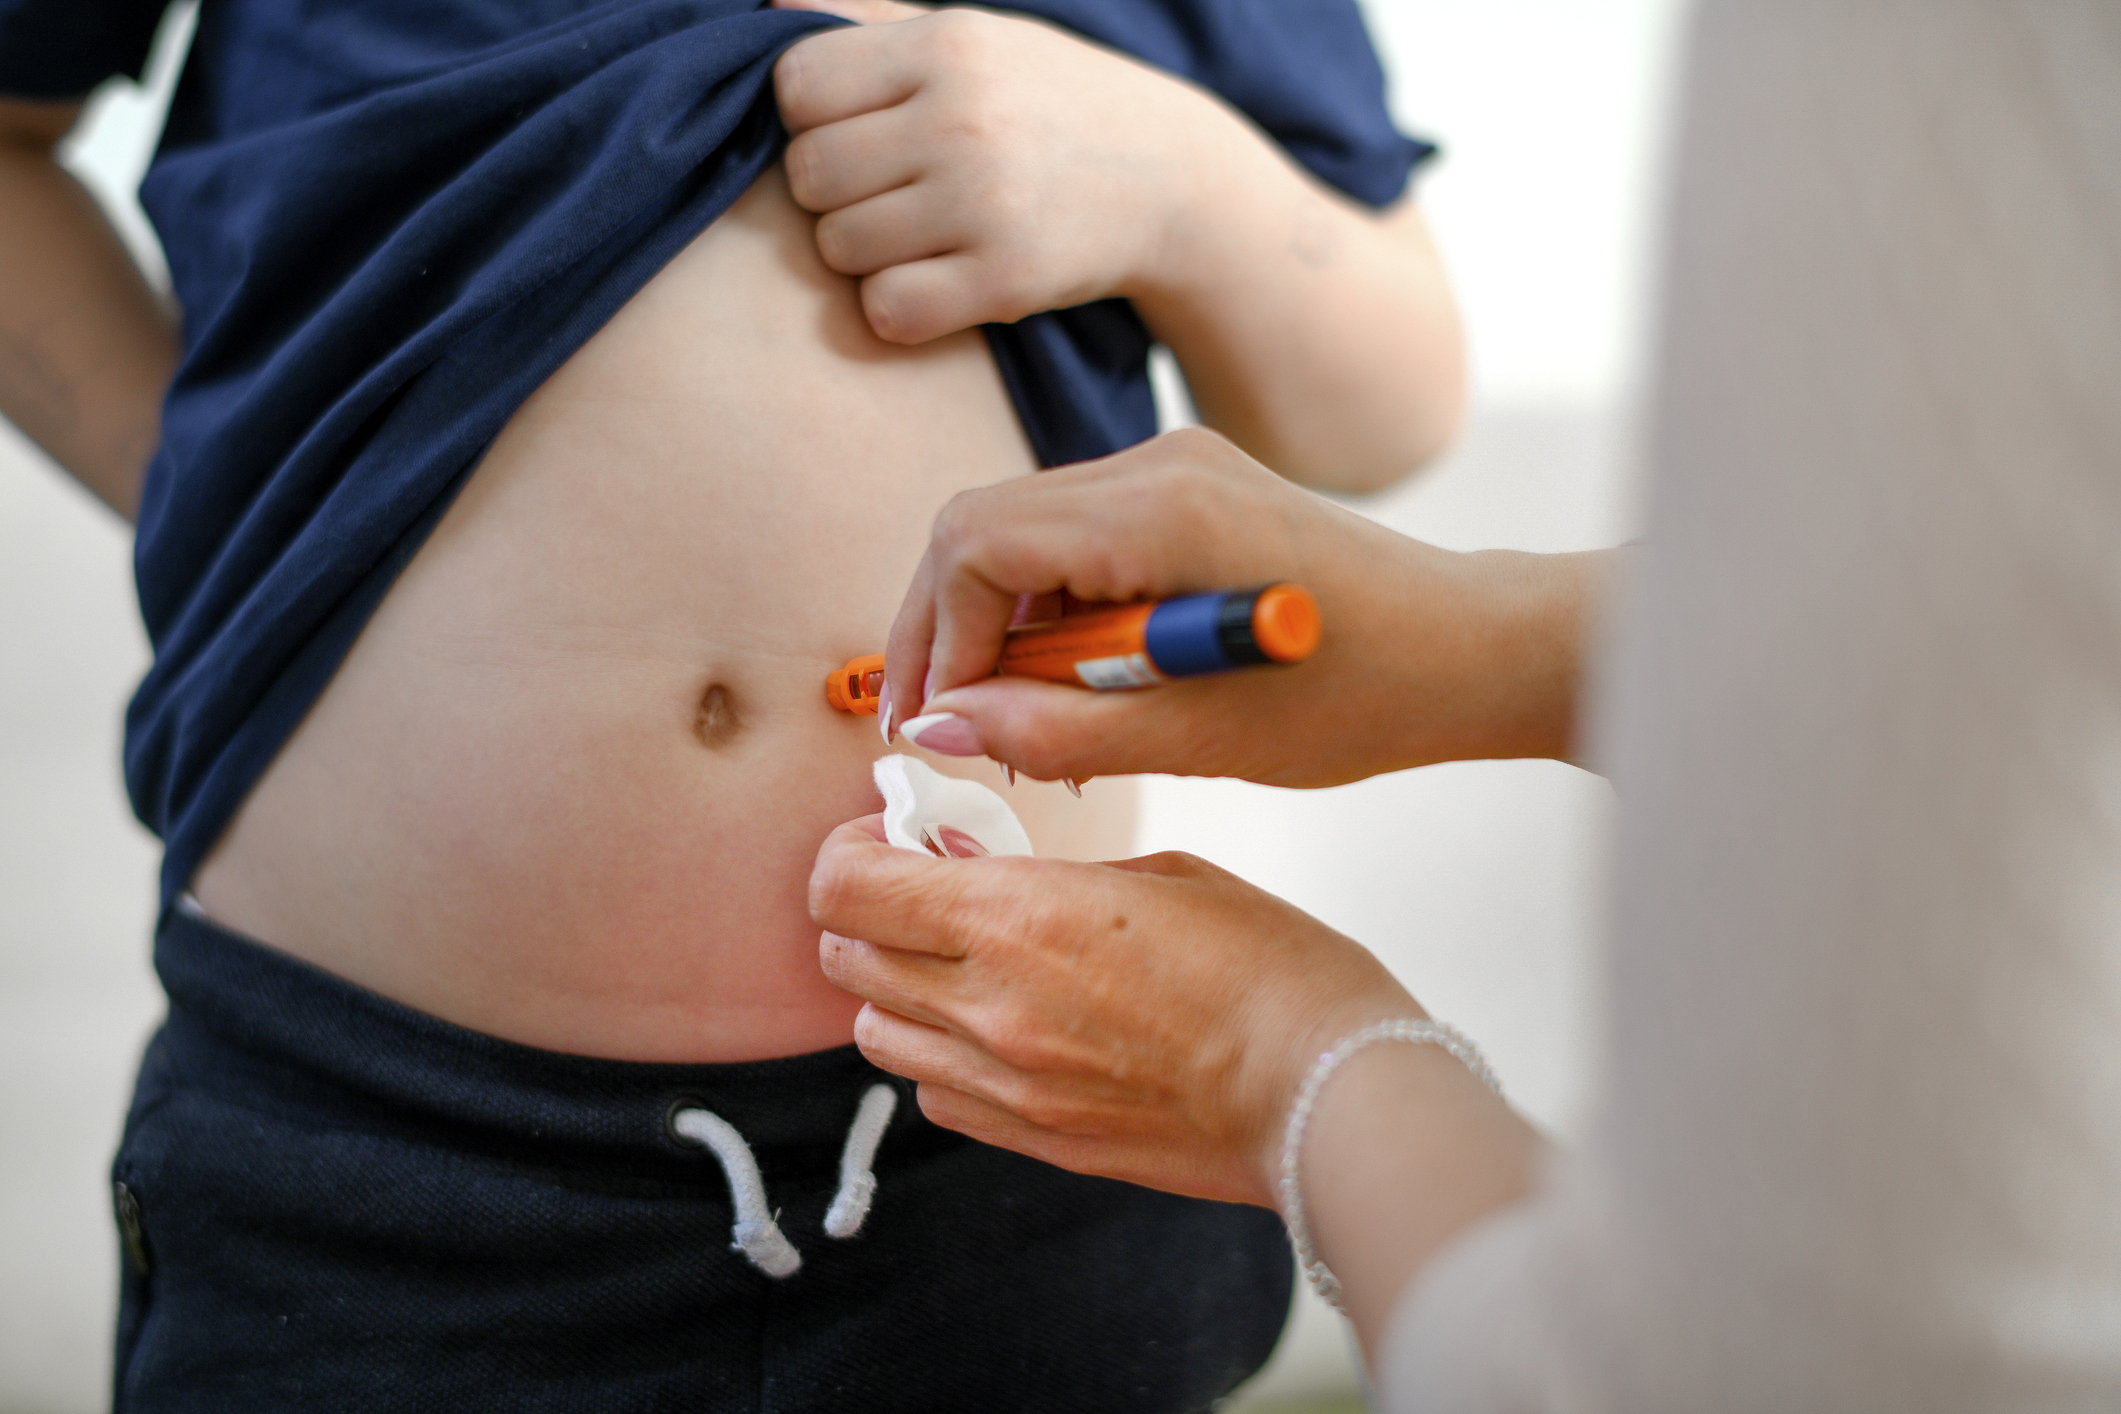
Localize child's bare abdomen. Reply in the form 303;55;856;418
188;166;1134;1062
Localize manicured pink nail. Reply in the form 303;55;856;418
877;683;893;744
936;826;990;859
900;712;982;757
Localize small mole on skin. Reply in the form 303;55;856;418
1110;914;1128;931
694;683;741;748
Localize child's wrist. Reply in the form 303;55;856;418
1121;91;1303;309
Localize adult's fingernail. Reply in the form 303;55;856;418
1062;777;1082;798
901;712;982;757
877;683;893;744
935;826;990;859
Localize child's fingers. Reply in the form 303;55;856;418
772;21;924;134
814;186;961;280
783;106;924;215
857;249;1006;345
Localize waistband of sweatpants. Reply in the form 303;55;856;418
152;905;919;1173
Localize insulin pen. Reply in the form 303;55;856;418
826;583;1320;714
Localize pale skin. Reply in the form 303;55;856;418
3;6;1463;520
772;0;1466;490
807;434;1615;1356
879;426;1605;764
2;16;1464;1063
0;96;176;519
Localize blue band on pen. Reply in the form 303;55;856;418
1144;590;1259;677
1142;593;1225;677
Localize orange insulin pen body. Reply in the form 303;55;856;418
826;583;1320;714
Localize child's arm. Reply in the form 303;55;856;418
0;96;179;521
771;0;1463;492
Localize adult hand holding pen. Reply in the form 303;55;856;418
880;426;1608;785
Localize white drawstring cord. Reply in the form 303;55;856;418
670;1107;803;1279
823;1084;898;1239
672;1084;899;1277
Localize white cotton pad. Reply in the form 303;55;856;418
873;754;1034;859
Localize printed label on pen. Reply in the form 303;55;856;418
1074;654;1164;690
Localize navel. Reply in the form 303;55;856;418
694;682;742;748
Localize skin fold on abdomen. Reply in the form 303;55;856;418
190;165;1136;1062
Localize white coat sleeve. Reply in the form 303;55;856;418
1379;4;2121;1408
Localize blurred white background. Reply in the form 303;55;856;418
0;2;1681;1408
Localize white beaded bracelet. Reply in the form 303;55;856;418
1277;1017;1503;1311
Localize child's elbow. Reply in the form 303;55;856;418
1334;394;1465;493
1281;357;1467;495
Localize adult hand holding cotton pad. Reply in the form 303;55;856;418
874;754;1034;859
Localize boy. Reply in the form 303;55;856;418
0;0;1461;1406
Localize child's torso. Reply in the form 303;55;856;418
189;166;1135;1061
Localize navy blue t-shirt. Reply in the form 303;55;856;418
0;0;1429;906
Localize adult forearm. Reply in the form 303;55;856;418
1405;546;1611;768
0;104;179;520
1323;541;1612;776
1130;133;1466;493
1288;1038;1544;1365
